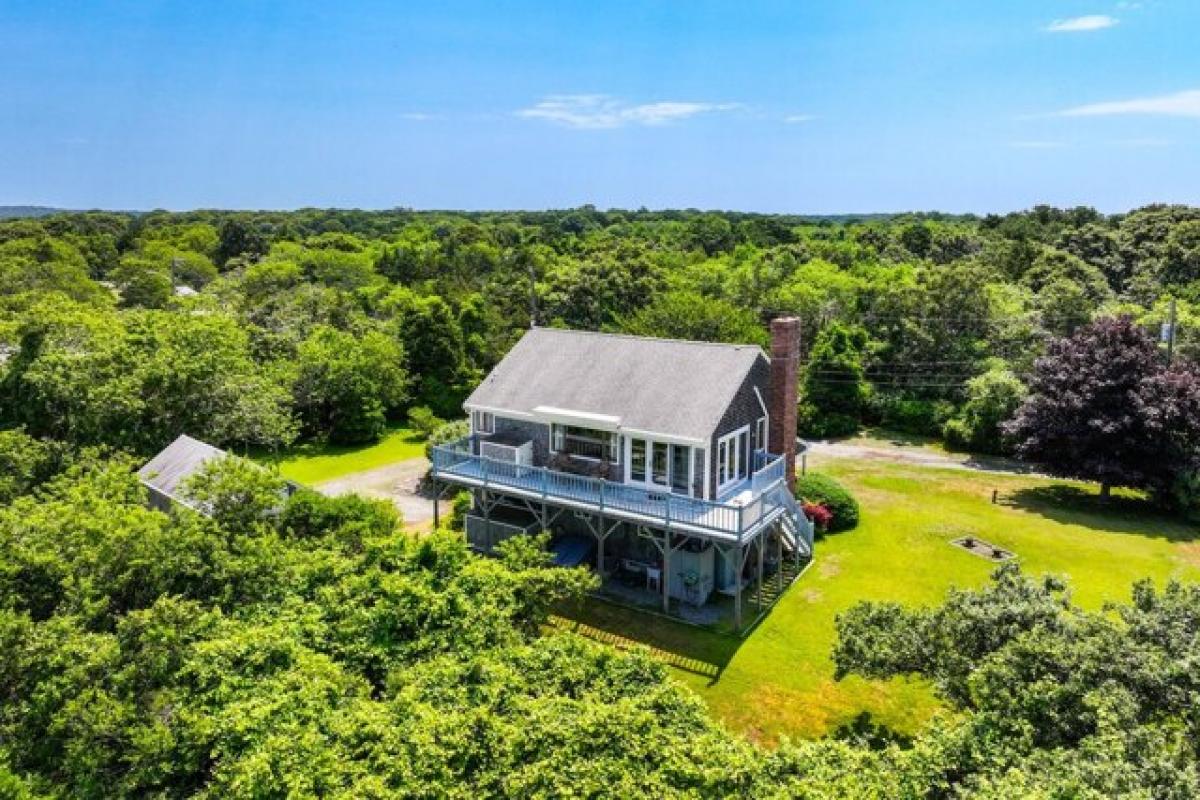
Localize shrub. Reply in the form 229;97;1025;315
280;488;400;540
942;365;1027;455
449;491;472;531
424;419;470;460
798;407;860;439
801;501;833;533
1167;470;1200;522
866;393;956;437
795;473;859;532
407;405;444;438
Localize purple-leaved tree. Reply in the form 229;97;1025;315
1005;316;1200;498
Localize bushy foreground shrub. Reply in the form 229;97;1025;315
424;418;470;460
795;472;860;532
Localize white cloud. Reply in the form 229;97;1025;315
516;94;739;129
784;114;816;124
400;112;440;121
1045;14;1118;32
1057;89;1200;117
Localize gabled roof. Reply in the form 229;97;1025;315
465;328;767;443
137;434;227;502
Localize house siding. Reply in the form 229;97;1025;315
489;415;624;482
708;355;770;498
490;416;551;463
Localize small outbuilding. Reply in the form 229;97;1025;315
138;434;231;513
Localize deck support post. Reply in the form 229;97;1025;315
777;525;784;595
733;544;743;631
662;530;671;613
597;522;606;576
432;480;440;529
582;513;619;578
757;534;765;611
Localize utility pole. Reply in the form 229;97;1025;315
1165;297;1178;365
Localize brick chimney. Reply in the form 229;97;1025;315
768;317;801;491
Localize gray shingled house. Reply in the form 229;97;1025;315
430;319;814;630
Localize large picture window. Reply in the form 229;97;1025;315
551;424;617;461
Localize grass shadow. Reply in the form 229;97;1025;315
1002;485;1197;542
831;711;914;750
961;454;1040;475
550;595;743;685
857;427;941;449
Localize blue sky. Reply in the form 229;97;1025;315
1;1;1198;212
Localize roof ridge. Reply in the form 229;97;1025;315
530;325;764;353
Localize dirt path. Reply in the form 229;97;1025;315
806;438;1041;477
316;457;436;531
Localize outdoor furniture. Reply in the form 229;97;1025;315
645;566;661;592
616;559;644;587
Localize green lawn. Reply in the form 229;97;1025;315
556;450;1200;746
257;425;427;485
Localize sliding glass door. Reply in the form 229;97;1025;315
627;437;692;496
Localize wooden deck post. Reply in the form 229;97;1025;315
733;544;743;631
432;481;440;529
757;535;765;611
661;530;671;613
776;526;784;595
597;518;606;576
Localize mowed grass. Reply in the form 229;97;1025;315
257;425;427;485
557;450;1200;746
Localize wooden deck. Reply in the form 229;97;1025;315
431;436;807;546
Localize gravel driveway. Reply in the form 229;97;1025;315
806;439;1041;477
316;457;437;530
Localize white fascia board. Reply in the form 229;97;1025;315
533;406;621;430
465;403;536;419
753;386;769;418
618;427;706;447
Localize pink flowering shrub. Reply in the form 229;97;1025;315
802;501;833;532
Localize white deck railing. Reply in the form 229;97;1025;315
432;436;792;542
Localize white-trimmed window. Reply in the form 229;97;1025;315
754;416;768;452
551;424;618;461
472;411;495;435
716;426;749;491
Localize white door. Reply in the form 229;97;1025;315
627;437;691;496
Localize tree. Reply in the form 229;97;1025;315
293;326;409;443
180;455;288;531
942;363;1027;454
0;236;107;304
109;256;173;308
898;222;933;259
1005;316;1200;497
616;290;766;346
0;428;63;503
799;323;870;437
1163;220;1200;287
1056;222;1127;292
1021;247;1113;304
215;217;269;267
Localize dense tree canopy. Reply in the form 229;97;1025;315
1;452;1198;797
0;204;1196;478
